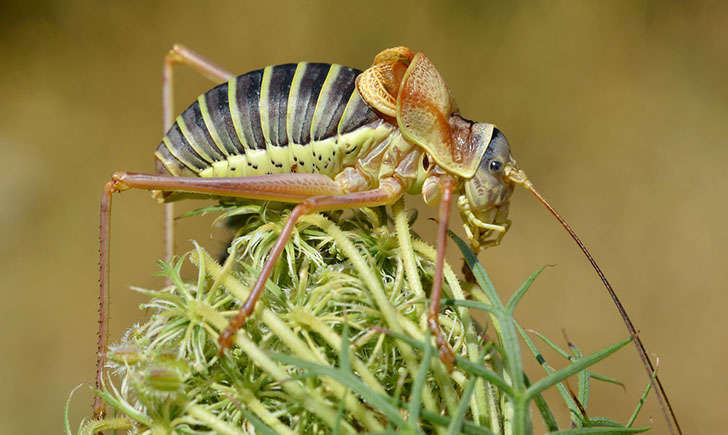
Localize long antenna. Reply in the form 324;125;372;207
506;167;681;434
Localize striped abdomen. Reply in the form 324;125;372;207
155;63;395;179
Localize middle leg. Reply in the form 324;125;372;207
428;176;456;369
217;178;405;350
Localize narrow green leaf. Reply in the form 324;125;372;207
560;332;590;410
213;204;263;225
448;231;502;310
497;320;525;393
447;355;483;435
333;388;347;435
79;417;134;435
408;333;432;428
589;372;625;388
420;409;495;435
505;266;546;314
92;389;152;426
270;353;407;427
179;204;231;219
516;321;583;426
237;407;278;435
65;384;83;435
339;321;351;373
566;340;584;360
524;374;559;432
449;231;526;392
221;387;279;435
154;253;190;292
526;336;632;399
549;427;649;434
627;364;657;427
527;329;573;361
440;298;501;317
583;417;624;427
578;371;590;412
381;328;514;397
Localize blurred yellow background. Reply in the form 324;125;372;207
1;1;725;433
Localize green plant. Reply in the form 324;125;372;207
71;199;652;434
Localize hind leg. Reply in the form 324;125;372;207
217;178;405;350
95;47;235;419
93;171;344;419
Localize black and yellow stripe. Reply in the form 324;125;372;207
155;62;385;179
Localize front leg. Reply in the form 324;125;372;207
427;176;457;370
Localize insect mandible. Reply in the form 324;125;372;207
94;45;679;432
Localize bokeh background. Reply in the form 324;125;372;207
1;1;725;433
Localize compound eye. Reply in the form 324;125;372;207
488;159;503;173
